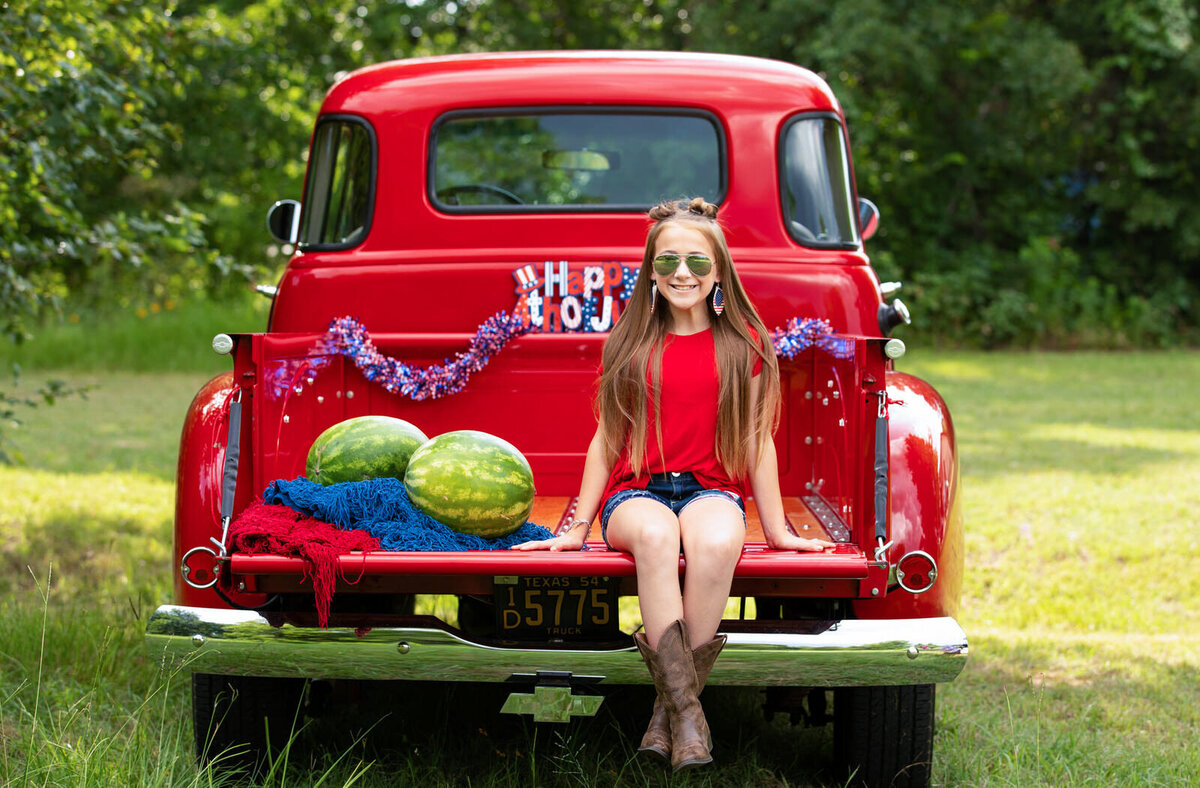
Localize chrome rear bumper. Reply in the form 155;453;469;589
146;605;966;686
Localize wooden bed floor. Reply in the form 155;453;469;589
529;495;836;546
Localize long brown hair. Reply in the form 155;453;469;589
598;198;780;480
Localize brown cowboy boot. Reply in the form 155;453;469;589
633;619;713;772
636;632;727;761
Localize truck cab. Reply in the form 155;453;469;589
147;51;966;788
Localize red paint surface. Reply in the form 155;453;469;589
171;52;961;622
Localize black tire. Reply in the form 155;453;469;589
834;684;935;788
192;673;307;775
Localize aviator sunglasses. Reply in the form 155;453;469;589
652;253;714;278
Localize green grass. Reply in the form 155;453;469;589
900;350;1200;786
3;346;1200;785
1;296;270;373
902;351;1200;636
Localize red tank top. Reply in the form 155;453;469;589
600;328;762;504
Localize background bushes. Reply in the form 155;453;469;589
2;0;1197;349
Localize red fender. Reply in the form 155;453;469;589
172;373;236;606
172;370;262;609
853;371;964;619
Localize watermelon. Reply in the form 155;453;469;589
306;416;428;485
403;430;535;538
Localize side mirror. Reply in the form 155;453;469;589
858;197;879;242
267;199;301;245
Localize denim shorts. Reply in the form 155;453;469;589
600;471;747;549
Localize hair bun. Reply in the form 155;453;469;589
687;197;719;219
647;201;677;222
648;197;719;222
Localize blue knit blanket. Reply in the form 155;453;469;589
263;477;554;551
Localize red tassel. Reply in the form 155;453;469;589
230;503;379;627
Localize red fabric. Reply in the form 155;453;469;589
601;328;762;505
229;502;380;627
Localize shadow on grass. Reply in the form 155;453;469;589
2;371;211;482
282;680;843;787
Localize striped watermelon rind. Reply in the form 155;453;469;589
306;416;429;485
403;430;535;538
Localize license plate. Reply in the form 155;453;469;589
493;576;621;640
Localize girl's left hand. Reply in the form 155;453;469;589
766;532;835;552
509;533;587;551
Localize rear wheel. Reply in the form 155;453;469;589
192;673;307;775
833;684;935;788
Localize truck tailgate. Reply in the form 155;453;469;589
229;495;878;598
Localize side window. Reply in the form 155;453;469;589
299;118;375;248
779;115;858;248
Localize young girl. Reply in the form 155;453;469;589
513;198;833;771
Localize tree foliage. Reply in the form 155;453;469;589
0;0;218;458
0;0;236;331
2;0;1197;353
686;0;1198;346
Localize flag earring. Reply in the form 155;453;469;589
712;283;725;316
650;282;658;314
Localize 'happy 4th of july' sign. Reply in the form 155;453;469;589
307;261;849;401
511;261;639;333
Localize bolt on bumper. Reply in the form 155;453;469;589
145;605;967;687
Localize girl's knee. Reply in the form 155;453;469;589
681;509;744;559
631;518;681;557
681;527;744;573
688;535;743;570
608;503;680;557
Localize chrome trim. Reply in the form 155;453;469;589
146;605;967;687
801;494;851;542
501;686;604;723
896;549;939;594
179;545;221;590
211;333;234;355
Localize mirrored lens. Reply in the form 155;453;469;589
684;254;713;276
652;253;713;277
653;254;682;276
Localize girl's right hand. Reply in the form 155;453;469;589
509;533;587;551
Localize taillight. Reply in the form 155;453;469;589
896;550;937;594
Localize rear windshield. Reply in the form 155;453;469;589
779;114;859;248
431;110;724;211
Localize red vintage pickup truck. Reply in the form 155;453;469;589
146;51;966;787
